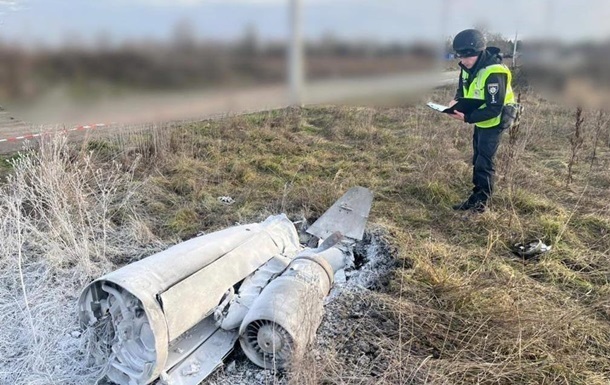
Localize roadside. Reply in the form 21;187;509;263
0;71;458;154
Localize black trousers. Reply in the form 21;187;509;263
471;125;504;203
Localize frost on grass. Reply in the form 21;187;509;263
0;135;165;385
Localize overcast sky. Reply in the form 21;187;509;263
0;0;608;47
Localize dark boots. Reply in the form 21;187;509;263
452;194;487;213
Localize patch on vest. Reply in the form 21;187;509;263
487;82;499;104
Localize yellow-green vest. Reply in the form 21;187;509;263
461;64;515;128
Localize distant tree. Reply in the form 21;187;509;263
470;23;515;56
474;21;492;41
487;33;513;55
238;23;261;56
171;18;197;52
319;30;338;55
444;36;453;54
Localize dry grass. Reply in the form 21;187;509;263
0;135;166;385
1;85;609;384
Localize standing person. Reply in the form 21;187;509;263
447;29;515;213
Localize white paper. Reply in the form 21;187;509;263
426;102;449;112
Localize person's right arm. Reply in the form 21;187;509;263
449;71;464;107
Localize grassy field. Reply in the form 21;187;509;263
1;85;609;384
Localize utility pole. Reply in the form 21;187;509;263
438;0;449;71
512;30;518;69
288;0;304;106
546;0;553;38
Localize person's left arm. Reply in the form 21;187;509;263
463;73;507;124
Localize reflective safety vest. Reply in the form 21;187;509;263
461;64;515;128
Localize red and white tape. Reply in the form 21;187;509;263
0;123;108;143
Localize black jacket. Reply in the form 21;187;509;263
454;47;508;125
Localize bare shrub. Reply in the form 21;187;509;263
589;109;608;171
567;107;585;186
0;133;164;385
502;92;528;191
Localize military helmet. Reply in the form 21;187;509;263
453;29;486;58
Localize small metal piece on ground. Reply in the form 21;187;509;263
511;239;552;259
218;196;235;205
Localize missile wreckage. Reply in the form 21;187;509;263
78;186;373;385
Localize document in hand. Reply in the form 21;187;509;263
426;98;485;114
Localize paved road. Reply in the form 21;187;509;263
0;71;458;153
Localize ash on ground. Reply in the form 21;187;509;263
202;225;397;385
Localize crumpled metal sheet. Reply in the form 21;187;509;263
306;186;373;241
160;327;238;385
160;216;300;341
79;214;300;384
